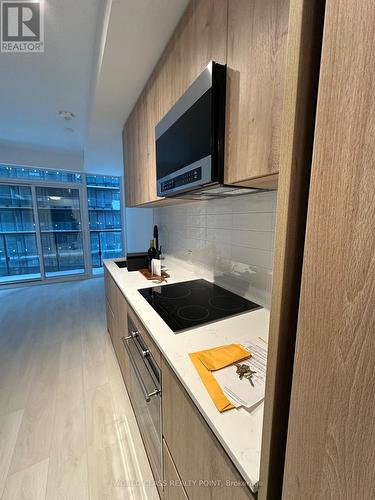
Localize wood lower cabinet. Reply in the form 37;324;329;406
105;270;257;499
106;282;163;495
104;267;116;313
105;299;115;341
105;270;121;350
162;359;254;500
113;287;129;383
163;439;188;500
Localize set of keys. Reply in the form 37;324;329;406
235;363;257;387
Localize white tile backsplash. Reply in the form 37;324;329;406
154;191;277;308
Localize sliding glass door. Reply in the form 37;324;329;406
35;186;85;277
0;184;41;283
0;167;124;285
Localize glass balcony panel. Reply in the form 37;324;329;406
36;186;85;277
0;236;7;277
0;184;41;283
0;165;82;184
0;185;33;207
90;231;122;271
0;208;35;232
41;232;85;276
5;234;40;276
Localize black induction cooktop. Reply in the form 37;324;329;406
138;279;261;333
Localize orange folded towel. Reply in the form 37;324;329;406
189;344;251;412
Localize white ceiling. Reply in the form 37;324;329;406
0;0;189;175
85;0;189;175
0;0;103;155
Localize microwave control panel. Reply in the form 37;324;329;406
160;166;202;193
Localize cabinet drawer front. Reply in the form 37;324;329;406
162;360;254;500
163;439;188;500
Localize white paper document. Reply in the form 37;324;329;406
151;258;161;276
212;338;268;411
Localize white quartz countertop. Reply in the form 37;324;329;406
104;258;270;492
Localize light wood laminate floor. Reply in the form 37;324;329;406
0;278;159;500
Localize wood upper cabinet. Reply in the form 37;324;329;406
224;0;290;188
123;0;227;207
123;0;291;205
154;0;227;119
123;108;137;207
123;83;158;207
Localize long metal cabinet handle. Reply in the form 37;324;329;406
133;338;161;388
121;336;160;402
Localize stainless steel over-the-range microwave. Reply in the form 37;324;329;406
155;61;258;199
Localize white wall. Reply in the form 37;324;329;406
154;191;277;308
0;142;84;171
84;127;124;176
125;207;154;254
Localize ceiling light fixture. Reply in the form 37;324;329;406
58;110;75;120
49;196;62;201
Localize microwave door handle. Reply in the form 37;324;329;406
121;336;160;402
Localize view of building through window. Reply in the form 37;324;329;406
0;185;41;282
0;165;124;284
86;175;123;275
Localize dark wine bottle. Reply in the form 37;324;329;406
147;239;157;272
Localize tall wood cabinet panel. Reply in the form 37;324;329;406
123;0;227;207
259;0;325;498
282;1;375;498
224;0;289;187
